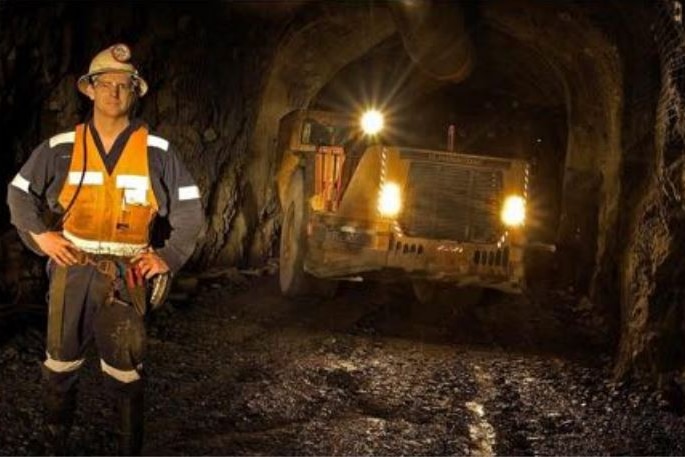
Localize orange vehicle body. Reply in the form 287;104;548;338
277;109;531;296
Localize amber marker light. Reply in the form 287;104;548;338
378;182;402;217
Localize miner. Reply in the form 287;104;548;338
6;43;203;455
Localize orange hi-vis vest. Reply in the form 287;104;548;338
57;123;159;256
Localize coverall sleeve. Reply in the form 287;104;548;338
6;141;54;255
155;146;204;273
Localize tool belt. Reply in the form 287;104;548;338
47;252;171;356
73;250;120;280
72;251;171;315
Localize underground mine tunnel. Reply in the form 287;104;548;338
2;0;685;455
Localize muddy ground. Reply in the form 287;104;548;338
1;272;685;455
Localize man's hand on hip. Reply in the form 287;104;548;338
131;251;170;280
29;231;80;266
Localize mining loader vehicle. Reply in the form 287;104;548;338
276;109;551;304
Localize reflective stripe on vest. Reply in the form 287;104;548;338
63;229;147;257
57;124;159;249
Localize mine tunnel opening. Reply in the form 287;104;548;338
297;20;569;344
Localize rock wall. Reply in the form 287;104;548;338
615;0;685;389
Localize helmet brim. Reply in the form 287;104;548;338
77;70;148;97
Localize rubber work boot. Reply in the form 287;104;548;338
44;388;76;456
117;392;144;455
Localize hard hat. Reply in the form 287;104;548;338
77;43;148;97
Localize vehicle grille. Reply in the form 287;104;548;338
399;162;503;242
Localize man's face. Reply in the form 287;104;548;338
86;72;137;119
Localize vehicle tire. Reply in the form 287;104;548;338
279;173;337;298
279;173;310;297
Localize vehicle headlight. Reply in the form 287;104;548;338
501;195;526;227
378;182;402;217
361;109;384;135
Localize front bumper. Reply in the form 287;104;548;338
305;219;525;293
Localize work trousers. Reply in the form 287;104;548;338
43;260;146;398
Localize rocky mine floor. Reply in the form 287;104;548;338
1;273;685;455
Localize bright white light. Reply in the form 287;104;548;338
378;182;401;217
501;195;526;227
361;110;384;135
